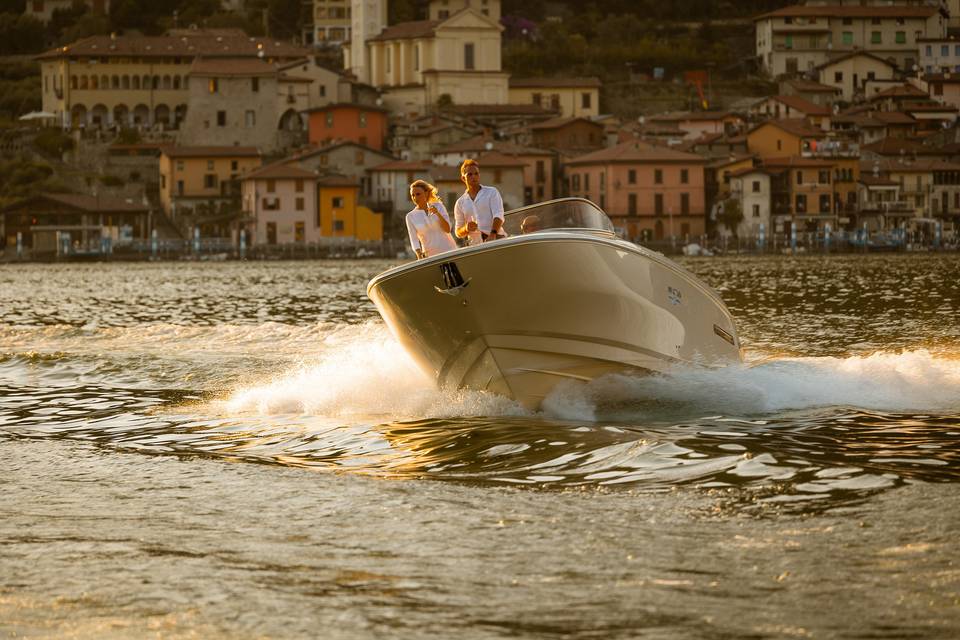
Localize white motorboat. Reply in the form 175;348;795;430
367;198;742;409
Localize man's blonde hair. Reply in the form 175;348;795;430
460;158;480;177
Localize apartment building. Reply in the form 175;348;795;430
755;5;945;77
918;37;960;72
565;141;709;242
158;146;263;225
36;32;310;130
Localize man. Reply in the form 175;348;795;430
454;159;505;244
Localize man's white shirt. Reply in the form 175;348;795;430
454;186;505;240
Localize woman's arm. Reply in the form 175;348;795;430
430;202;452;234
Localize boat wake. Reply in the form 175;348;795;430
224;324;960;423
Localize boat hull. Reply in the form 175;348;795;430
368;233;741;409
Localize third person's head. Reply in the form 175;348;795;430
460;159;481;192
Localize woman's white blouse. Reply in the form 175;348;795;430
405;201;457;258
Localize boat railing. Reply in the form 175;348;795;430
501;198;616;236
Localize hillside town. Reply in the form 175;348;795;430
3;0;960;259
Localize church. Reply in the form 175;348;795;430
344;0;508;115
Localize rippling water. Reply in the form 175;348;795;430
2;256;959;638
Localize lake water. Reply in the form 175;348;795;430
2;255;959;639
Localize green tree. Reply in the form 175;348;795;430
718;198;743;237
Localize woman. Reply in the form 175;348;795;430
405;179;457;259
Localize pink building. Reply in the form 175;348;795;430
566;141;708;242
240;163;320;245
646;111;743;141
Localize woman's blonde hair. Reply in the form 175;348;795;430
409;179;440;204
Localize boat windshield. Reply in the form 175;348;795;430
501;198;615;236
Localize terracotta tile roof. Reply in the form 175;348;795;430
728;166;783;178
530;116;603;130
317;175;360;187
649;110;735;123
566;140;707;166
447;104;557;116
783;78;841;94
473;151;528;168
750;118;824;138
509;76;601;88
858;174;898;186
302;102;390;114
37;34;310;60
902;101;958;112
760;157;834;168
871;111;917;125
765;95;831;116
369;160;433;172
869;158;960;172
815;51;899;70
869;84;928;100
161;146;261;158
756;6;939;20
862;137;941;156
189;58;278;77
242;164;317;180
291;141;394;160
368;20;440;42
433;135;551;156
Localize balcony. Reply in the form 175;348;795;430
860;201;914;215
801;139;860;159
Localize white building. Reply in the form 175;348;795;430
348;0;388;81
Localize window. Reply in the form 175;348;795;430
955;45;960;57
536;160;545;183
843;31;853;45
176;180;184;195
295;179;304;193
753;204;760;218
752;180;761;193
628;169;637;184
842;17;852;26
819;194;831;212
785;35;793;50
654;193;664;215
680;193;690;215
680;169;689;184
295;197;305;211
532;92;541;106
654;169;663;184
896;32;906;45
584;173;590;191
208;78;218;93
333;220;345;232
581;92;591;109
295;221;305;242
319;85;326;97
464;43;475;70
943;45;951;57
818;170;830;184
835;71;843;83
871;32;881;45
266;179;276;193
571;174;580;191
386;48;391;73
796;194;806;213
871;18;881;26
414;45;419;71
203;174;217;189
251;78;259;92
927;45;933;56
628;193;637;215
777;140;782;152
217;110;226;126
356;151;365;164
332;196;344;208
245;110;255;127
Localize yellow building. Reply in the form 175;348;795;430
159;146;263;221
317;176;382;241
345;6;508;114
508;77;601;118
36;31;310;129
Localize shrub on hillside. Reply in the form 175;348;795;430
33;129;74;157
